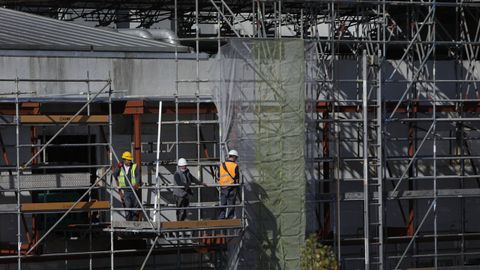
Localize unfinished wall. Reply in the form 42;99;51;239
0;54;213;97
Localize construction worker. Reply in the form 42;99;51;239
113;151;141;221
173;158;207;221
218;149;239;219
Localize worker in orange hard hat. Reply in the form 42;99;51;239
113;151;141;221
173;158;207;221
217;149;239;219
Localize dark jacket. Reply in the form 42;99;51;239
173;169;202;198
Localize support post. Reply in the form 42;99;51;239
321;111;331;239
124;100;144;174
362;50;369;269
133;114;142;172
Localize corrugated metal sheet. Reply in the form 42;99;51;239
0;8;189;52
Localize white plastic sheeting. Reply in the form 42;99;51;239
214;39;306;269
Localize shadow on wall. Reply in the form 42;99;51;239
238;180;280;269
320;58;480;239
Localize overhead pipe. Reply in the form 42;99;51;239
147;29;179;45
117;29;154;39
117;29;179;45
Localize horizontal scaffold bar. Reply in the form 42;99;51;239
111;219;242;231
318;188;480;201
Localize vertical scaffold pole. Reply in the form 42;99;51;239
197;96;201;220
154;101;163;226
432;0;438;267
362;50;369;269
15;78;21;270
108;79;114;270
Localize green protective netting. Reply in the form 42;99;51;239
213;39;306;269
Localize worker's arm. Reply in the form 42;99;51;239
133;165;141;190
112;167;122;187
215;164;220;183
190;173;208;187
234;165;240;183
112;167;124;201
112;166;120;179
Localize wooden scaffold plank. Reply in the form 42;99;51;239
20;115;108;124
21;200;110;213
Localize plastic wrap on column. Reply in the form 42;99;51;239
213;39;306;269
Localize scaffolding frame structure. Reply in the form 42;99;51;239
1;0;480;269
206;0;480;269
0;77;245;270
300;1;480;270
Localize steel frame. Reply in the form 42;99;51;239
303;1;480;269
2;0;480;269
0;76;242;269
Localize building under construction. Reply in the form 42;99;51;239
0;0;480;269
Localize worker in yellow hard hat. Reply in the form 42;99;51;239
113;151;141;221
217;149;240;219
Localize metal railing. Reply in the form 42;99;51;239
109;182;245;233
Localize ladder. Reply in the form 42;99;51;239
362;50;384;270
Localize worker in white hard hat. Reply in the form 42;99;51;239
113;151;141;221
173;158;207;221
218;149;240;219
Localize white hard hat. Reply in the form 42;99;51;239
178;158;188;166
228;149;238;157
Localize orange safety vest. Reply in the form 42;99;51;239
219;161;237;186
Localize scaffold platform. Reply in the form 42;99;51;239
110;219;242;232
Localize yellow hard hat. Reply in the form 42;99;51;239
121;151;133;161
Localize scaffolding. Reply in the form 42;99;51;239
208;1;480;269
1;0;480;269
0;77;244;270
301;1;480;270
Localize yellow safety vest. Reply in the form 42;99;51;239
219;161;237;186
118;163;137;187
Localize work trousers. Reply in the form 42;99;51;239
218;187;237;219
175;195;190;221
124;191;139;221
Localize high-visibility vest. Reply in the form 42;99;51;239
219;161;237;186
118;163;137;187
